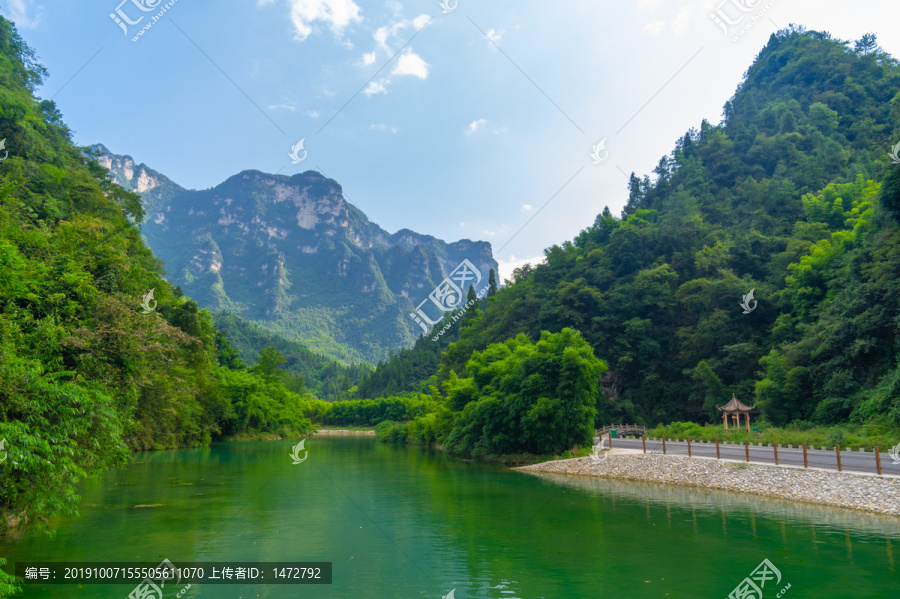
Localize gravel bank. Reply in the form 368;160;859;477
311;428;375;435
515;450;900;517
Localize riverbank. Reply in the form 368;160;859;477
312;427;376;435
515;450;900;517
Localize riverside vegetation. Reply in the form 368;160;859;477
3;17;900;596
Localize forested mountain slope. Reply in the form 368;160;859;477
368;28;900;428
96;146;498;364
213;311;371;400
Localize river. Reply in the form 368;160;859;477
4;436;898;597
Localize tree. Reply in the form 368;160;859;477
880;166;900;220
488;268;498;296
253;346;286;377
854;33;879;55
445;329;607;457
691;360;728;417
624;173;643;216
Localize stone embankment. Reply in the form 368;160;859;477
311;428;375;435
515;450;900;517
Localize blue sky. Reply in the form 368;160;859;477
2;0;898;280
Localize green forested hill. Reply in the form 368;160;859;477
365;28;900;429
0;16;323;534
213;311;371;400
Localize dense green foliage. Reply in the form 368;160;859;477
214;311;371;400
0;15;320;541
440;329;605;457
354;298;474;398
364;27;900;432
370;329;605;458
354;274;497;398
321;395;437;426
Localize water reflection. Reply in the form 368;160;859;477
523;471;900;539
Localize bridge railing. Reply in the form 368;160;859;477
596;423;647;437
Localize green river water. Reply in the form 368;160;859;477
3;436;898;598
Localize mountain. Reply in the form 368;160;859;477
93;146;498;364
94;146;183;215
360;27;900;430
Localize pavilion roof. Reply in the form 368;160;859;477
717;394;755;412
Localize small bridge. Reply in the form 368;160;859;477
596;423;647;438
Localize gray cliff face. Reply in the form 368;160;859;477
95;146;497;364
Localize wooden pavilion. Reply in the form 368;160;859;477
717;394;756;432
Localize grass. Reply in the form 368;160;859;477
643;421;900;452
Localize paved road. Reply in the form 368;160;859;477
591;436;900;477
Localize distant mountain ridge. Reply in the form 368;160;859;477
93;144;497;364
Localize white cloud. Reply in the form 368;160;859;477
636;1;697;39
306;110;321;118
373;14;430;52
486;28;504;44
392;49;429;79
467;119;488;134
260;0;362;41
363;80;389;96
482;230;498;237
642;20;665;36
2;0;40;28
497;255;545;283
364;15;431;90
370;123;398;133
637;0;664;15
374;26;390;50
466;119;508;136
268;102;297;111
672;5;694;38
522;204;533;211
